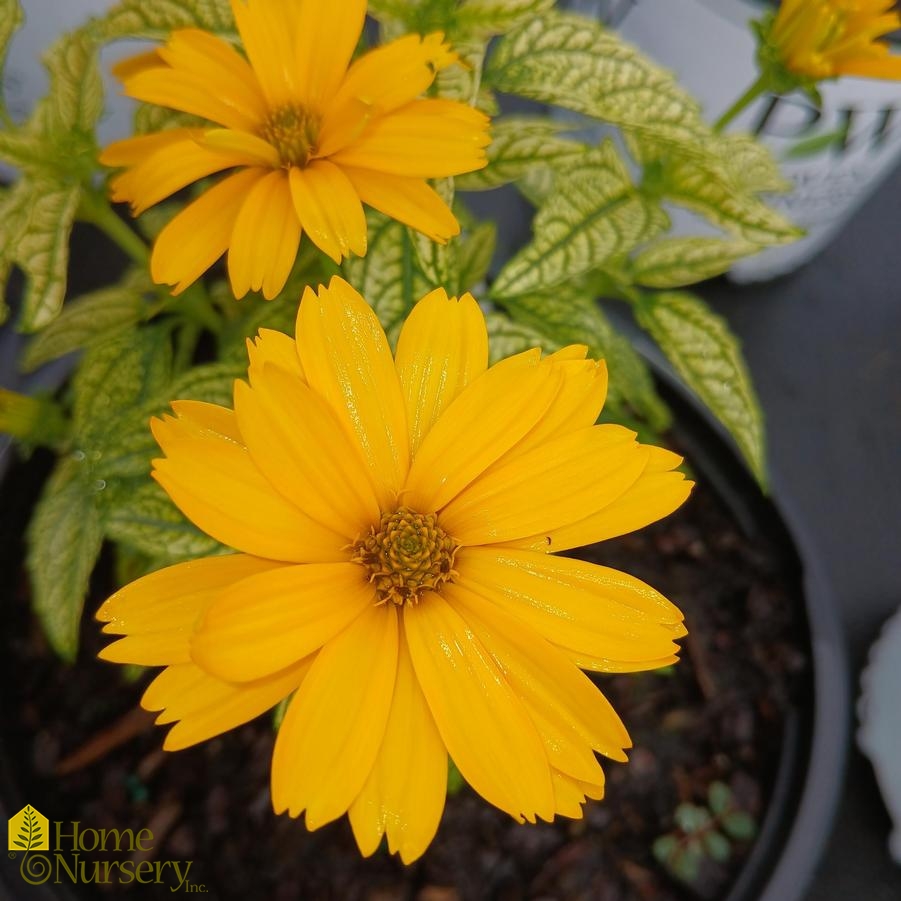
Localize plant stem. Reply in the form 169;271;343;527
78;191;149;265
178;282;223;335
713;75;770;133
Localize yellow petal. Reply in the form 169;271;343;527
234;366;381;539
293;0;366;108
157;28;268;126
228;169;302;300
329;33;457;124
246;328;305;385
456;547;686;672
288;160;367;264
97;554;282;665
508;446;693;551
151;407;347;563
348;635;447;864
168;399;244;441
272;604;399;829
110;49;164;82
402;353;561;512
151;167;263;295
108;131;252;216
331;99;490;178
340;166;460;242
506;358;608;459
100;127;197;168
142;657;310;751
229;0;299;108
404;594;555;824
440;426;648;545
551;770;605;819
200;128;280;168
394;289;489;455
446;582;630;766
295;277;409;506
191;562;375;682
123;64;260;132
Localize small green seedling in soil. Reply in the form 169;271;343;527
653;781;758;885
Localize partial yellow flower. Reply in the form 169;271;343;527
770;0;901;80
100;0;490;299
97;277;692;864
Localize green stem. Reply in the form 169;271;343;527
713;74;770;133
177;282;223;335
78;191;149;265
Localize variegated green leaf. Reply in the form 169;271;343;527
455;0;554;36
635;290;766;485
0;178;82;331
456;116;585;191
501;289;670;430
104;480;222;562
133;103;204;136
664;155;801;245
344;211;429;344
718;134;790;194
22;271;151;371
484;311;547;364
90;0;234;40
486;13;706;146
435;41;486;105
43;29;103;134
26;455;104;661
410;178;455;287
165;360;245;407
492;143;669;298
0;1;22;111
630;237;759;289
457;220;496;292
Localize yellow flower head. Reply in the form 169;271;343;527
97;277;692;863
770;0;901;81
100;0;490;299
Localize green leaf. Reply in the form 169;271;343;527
133;103;204;136
456;220;496;292
675;803;712;834
435;40;486;105
344;212;429;343
0;1;23;119
447;758;466;794
721;810;757;841
634;290;767;486
663;154;800;245
26;456;104;661
22;271;151;371
707;781;733;816
456;116;585;192
410;179;455;287
0;178;83;331
702;829;732;863
104;480;223;562
90;0;234;41
455;0;554;37
491;143;669;299
72;327;173;443
630;237;759;289
652;834;679;866
483;311;547;364
43;29;103;135
485;13;706;147
716;134;790;194
500;288;671;430
165;360;245;407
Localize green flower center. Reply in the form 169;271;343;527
351;508;460;607
261;104;321;168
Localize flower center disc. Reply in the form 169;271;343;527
352;508;460;606
262;104;320;168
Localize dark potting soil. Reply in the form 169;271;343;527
1;450;808;901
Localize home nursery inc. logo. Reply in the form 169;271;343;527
7;805;203;891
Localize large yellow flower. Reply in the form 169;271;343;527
97;277;692;863
770;0;901;81
100;0;490;299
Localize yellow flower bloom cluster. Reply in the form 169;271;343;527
770;0;901;81
101;0;490;299
98;278;692;863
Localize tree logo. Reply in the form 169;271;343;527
8;805;49;852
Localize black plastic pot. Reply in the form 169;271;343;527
0;334;849;901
